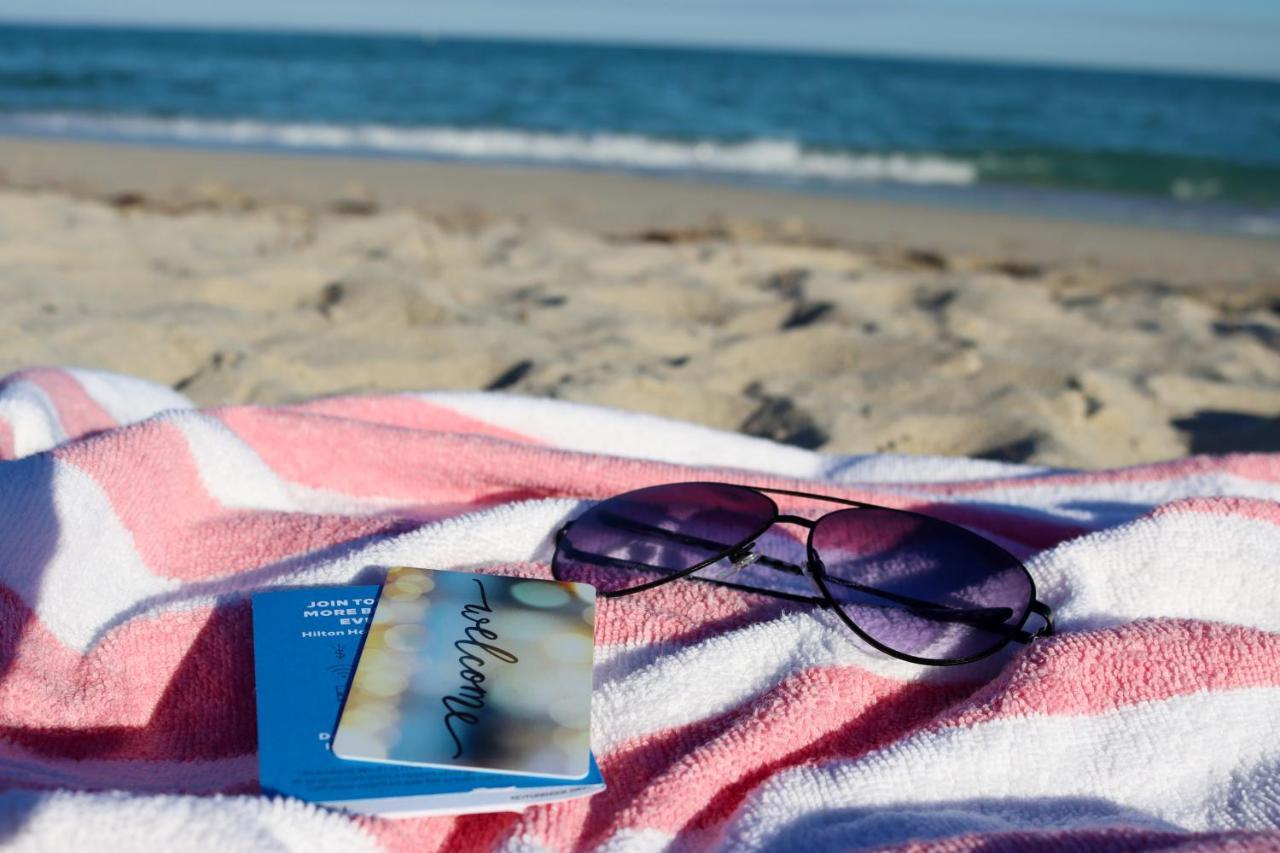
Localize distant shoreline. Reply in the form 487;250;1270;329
5;123;1274;243
3;134;1277;286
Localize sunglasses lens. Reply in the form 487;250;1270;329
811;508;1032;663
553;483;775;593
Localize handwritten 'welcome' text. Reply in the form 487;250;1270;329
440;579;519;759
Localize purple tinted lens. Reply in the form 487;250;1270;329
553;483;776;593
811;508;1032;662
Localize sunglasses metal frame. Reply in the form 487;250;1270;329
551;481;1054;666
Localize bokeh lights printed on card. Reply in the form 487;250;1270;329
332;567;596;779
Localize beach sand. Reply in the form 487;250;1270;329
2;136;1278;468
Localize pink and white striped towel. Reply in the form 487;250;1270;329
1;365;1278;852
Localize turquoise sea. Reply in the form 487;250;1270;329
3;23;1279;236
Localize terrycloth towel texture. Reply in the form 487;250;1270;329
1;366;1279;852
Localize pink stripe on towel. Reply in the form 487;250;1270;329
56;419;405;579
19;367;120;440
288;394;540;445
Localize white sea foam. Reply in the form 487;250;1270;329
6;112;978;186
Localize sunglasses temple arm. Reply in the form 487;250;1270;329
559;532;1019;631
832;577;1021;628
582;513;1017;624
558;542;828;606
796;563;1053;642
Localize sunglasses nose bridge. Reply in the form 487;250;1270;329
753;514;821;580
772;514;815;529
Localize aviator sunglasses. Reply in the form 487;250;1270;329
552;482;1054;666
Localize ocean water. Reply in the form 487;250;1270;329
3;24;1279;236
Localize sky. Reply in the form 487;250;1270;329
4;0;1280;79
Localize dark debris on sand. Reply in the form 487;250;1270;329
740;383;828;450
486;360;535;391
1174;410;1280;454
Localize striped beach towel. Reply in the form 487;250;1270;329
1;366;1277;851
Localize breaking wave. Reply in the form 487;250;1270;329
2;112;979;186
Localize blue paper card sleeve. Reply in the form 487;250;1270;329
251;584;604;817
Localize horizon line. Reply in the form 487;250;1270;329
3;16;1279;84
